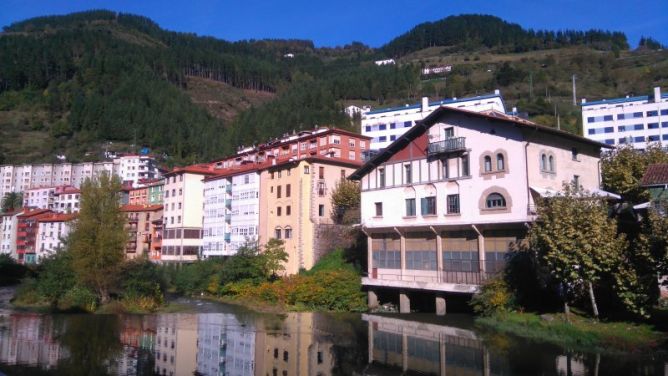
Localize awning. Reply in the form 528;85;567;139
633;202;650;210
530;186;621;200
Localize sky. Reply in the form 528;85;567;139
1;0;667;48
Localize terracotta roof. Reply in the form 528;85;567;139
54;185;80;194
120;204;163;212
37;213;77;223
18;208;52;218
164;164;215;176
349;106;611;180
641;164;668;186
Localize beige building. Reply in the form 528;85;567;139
259;157;363;275
154;314;198;376
121;204;163;259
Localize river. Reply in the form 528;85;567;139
0;290;666;375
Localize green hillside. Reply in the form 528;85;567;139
0;10;667;165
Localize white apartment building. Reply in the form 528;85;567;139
581;87;668;148
361;91;506;150
161;165;215;263
23;186;80;213
35;213;75;262
23;187;55;209
114;154;161;187
0;210;22;258
196;314;255;376
350;107;614;314
202;167;261;259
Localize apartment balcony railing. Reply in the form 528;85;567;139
427;137;466;156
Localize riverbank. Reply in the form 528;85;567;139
476;312;665;353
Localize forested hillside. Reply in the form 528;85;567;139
0;11;666;164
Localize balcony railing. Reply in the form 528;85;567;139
428;137;466;156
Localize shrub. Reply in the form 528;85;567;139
59;286;98;312
120;259;164;303
470;278;515;316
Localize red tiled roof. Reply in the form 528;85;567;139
18;208;52;218
164;164;215;176
38;213;77;223
641;164;668;186
120;204;163;212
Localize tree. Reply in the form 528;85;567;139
529;183;627;319
1;192;23;212
36;251;76;307
261;238;288;278
68;172;126;303
330;179;361;224
601;145;668;204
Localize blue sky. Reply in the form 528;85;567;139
2;0;667;48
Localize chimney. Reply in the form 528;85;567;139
654;87;661;103
421;97;429;112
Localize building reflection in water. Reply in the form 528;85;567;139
196;313;255;376
0;313;67;369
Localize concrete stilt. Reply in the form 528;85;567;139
368;290;379;309
399;292;411;313
435;296;446;316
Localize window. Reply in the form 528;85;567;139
378;124;386;131
378;136;387;142
405;198;416;216
404;121;411;128
303;165;309;175
389;123;396;129
389;135;396;141
277;207;282;216
378;168;385;188
286;205;291;215
443;160;450;179
277;186;282;198
573;175;580;189
485;193;506;208
286;184;291;197
461;155;470;176
647;110;658;117
318;204;325;217
649;123;660;129
571;148;578;161
484;156;492;172
540;154;546;170
274;228;282;239
375;202;383;216
319;167;325;179
447;194;460;214
284;227;292;239
496;154;505;171
283;351;289;362
421;196;436;215
444;127;454;138
365;126;371;132
404;164;412;184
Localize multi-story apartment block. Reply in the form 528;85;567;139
196;314;255;376
161;165;215;263
581;87;668;148
23;186;80;213
23;187;55;209
128;179;164;206
16;209;53;264
202;164;264;258
258;156;363;274
35;213;76;262
154;314;198;376
361;91;506;150
350;107;614;314
114;154;162;187
121;204;163;260
0;210;22;258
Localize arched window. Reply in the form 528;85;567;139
496;153;505;171
484;156;492;172
548;155;554;172
485;193;506;208
284;226;293;239
540;154;547;171
274;227;282;239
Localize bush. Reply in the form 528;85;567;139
59;286;98;312
120;259;164;303
470;278;515;316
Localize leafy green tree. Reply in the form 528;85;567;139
36;250;76;307
68;172;126;303
330;179;361;224
601;145;668;204
260;238;288;278
530;183;627;319
1;192;23;212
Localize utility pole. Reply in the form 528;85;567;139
572;74;577;106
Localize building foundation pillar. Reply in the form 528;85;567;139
368;290;379;309
436;295;446;316
399;292;411;313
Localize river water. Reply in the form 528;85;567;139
0;294;666;376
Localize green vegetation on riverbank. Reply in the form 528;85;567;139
476;312;664;353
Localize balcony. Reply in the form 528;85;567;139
225;214;231;223
427;137;466;156
225;185;232;194
225;199;232;208
224;233;231;242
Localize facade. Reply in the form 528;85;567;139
0;210;22;258
202;166;262;258
196;314;255;376
154;314;198;376
23;185;80;213
121;204;163;260
350;107;612;313
114;154;162;187
23;187;55;209
161;165;215;263
361;91;506;150
581;86;668;148
35;213;76;262
258;157;362;275
16;209;53;264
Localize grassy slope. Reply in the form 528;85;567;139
477;312;664;353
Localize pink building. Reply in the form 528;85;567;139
350;107;616;314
